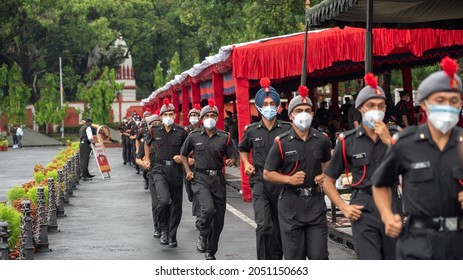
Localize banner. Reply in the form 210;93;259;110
92;142;111;176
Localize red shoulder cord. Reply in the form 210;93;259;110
459;179;463;186
340;136;366;187
275;137;298;176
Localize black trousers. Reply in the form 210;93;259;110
79;142;92;177
397;223;463;260
250;172;283;260
184;178;201;217
131;139;137;165
122;136;129;163
350;190;399;260
147;170;158;231
192;172;227;255
153;165;183;240
278;190;328;260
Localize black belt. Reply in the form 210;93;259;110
156;160;176;166
195;168;222;176
287;186;322;197
409;216;463;232
352;187;372;195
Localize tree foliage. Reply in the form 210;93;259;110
77;66;124;124
34;73;68;127
153;61;164;90
0;63;31;124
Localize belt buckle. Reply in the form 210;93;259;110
164;160;172;166
208;170;217;176
299;188;311;197
444;217;458;231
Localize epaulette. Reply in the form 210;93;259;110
391;125;418;145
189;128;201;134
337;128;357;140
217;129;230;136
244;122;258;131
175;124;185;130
275;130;291;141
279;120;292;127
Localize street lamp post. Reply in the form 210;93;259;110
59;57;64;139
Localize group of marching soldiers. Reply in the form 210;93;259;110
119;57;463;260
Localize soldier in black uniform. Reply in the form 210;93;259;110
180;99;237;260
239;77;291;260
323;73;400;260
138;111;151;189
131;116;141;174
139;111;162;238
185;104;202;219
372;57;463;260
148;99;187;248
79;118;96;180
118;116;130;164
263;86;331;260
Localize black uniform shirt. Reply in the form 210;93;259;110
264;128;331;188
238;120;292;168
372;125;463;218
130;123;139;138
181;127;236;170
147;124;187;164
325;125;399;189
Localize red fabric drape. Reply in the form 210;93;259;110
213;72;225;130
235;77;252;202
192;82;201;104
172;91;179;123
182;85;189;126
232;27;463;80
402;67;415;124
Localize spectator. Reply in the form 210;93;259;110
339;97;352;128
316;101;330;130
10;125;18;148
16;125;23;148
394;91;414;127
277;102;290;122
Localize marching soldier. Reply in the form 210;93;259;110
181;99;237;260
118;116;130;165
263;86;331;260
148;99;187;248
131;116;141;174
239;77;291;260
323;73;401;260
185;104;202;219
373;57;463;260
138;111;152;189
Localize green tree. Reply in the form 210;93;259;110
165;52;181;82
34;73;69;133
153;61;164;89
77;66;124;124
0;63;31;125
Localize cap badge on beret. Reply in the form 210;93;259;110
364;73;381;96
298;85;308;103
260;77;271;94
440;56;459;90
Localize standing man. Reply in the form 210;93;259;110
394;91;414;127
263;86;331;260
149;99;187;248
323;73;401;260
340;97;352;129
181;99;237;260
239;77;291;260
373;57;463;260
118;116;130;165
185;104;202;219
79;118;95;180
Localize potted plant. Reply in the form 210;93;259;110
0;132;8;151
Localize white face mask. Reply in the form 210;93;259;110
362;110;385;129
203;118;216;130
292;112;312;131
425;101;460;134
189;116;199;125
135;121;141;126
162;116;174;127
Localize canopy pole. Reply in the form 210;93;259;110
365;0;374;74
301;21;309;86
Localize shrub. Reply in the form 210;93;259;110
33;172;46;184
26;186;49;205
0;204;22;249
7;187;26;202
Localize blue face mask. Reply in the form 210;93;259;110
258;106;277;120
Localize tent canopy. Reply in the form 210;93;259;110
306;0;463;29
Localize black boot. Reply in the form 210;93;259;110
205;252;216;260
168;238;177;248
153;228;161;238
160;231;168;245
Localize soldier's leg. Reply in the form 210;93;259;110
168;182;183;242
251;178;275;260
351;193;383;260
153;173;172;235
278;191;306;260
192;174;215;236
123;138;129;163
267;183;283;259
148;171;159;234
205;174;227;256
306;213;329;260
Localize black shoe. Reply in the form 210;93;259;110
168;238;177;248
153;229;161;238
160;232;168;245
88;174;95;178
205;252;216;260
144;181;149;190
196;234;206;253
123;162;127;165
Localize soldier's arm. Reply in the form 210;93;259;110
180;135;193;175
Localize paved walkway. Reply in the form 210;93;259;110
6;128;62;147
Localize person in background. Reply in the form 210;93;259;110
16;125;23;149
79;118;95;180
10;125;18;148
394;91;414;127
